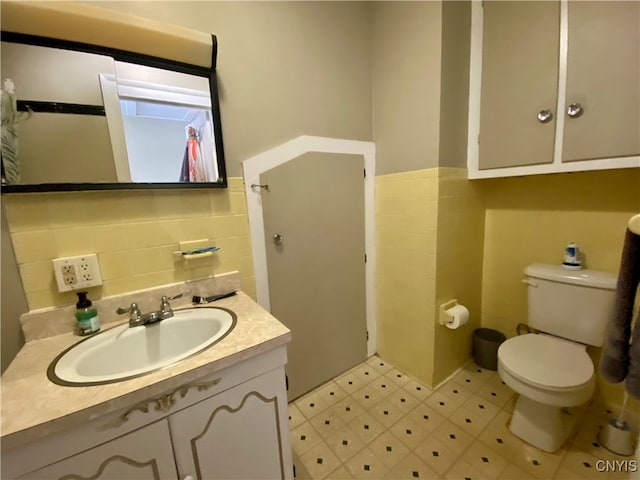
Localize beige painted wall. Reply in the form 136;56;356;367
91;1;373;177
481;168;640;410
372;1;443;175
438;1;471;169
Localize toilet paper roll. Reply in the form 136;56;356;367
444;304;469;329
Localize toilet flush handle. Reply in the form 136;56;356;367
521;278;538;287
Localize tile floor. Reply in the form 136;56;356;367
288;355;638;479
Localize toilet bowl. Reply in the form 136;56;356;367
498;333;596;452
497;264;617;453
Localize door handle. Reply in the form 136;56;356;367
273;234;284;246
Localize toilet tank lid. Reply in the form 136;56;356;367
524;263;617;290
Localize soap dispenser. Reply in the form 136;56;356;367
75;291;100;335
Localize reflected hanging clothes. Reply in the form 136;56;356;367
179;146;190;182
186;126;207;182
1;79;21;185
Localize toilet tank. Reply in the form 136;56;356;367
524;263;617;347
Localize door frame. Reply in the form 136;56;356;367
242;135;376;356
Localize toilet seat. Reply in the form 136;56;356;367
498;333;593;390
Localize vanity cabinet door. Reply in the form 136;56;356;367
18;420;177;480
562;1;640;162
168;367;291;480
478;1;560;170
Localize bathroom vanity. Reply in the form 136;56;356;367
0;288;293;480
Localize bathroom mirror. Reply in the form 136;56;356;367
0;31;227;192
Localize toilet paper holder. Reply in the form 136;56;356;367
439;299;459;326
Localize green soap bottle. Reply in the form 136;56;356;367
75;291;100;336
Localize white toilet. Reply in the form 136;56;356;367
497;263;617;452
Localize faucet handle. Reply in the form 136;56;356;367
116;303;141;321
160;290;190;311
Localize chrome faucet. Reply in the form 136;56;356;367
117;293;184;328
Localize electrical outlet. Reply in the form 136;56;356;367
52;254;103;292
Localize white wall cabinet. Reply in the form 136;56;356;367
468;0;640;178
3;347;292;480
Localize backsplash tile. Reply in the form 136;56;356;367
4;178;255;310
20;270;241;342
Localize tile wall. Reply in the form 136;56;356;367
481;168;640;414
376;168;439;386
432;168;485;385
3;178;255;310
376;168;485;388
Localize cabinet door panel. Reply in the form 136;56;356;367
479;1;560;169
563;1;640;161
169;368;289;480
19;421;177;480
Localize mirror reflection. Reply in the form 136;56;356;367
1;40;223;189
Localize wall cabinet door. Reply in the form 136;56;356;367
478;1;560;170
168;367;291;480
471;0;640;178
19;420;177;480
562;1;640;162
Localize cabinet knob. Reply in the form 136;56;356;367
273;234;284;246
567;103;583;118
537;109;553;123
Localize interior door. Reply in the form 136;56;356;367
261;152;367;401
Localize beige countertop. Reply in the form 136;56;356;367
0;292;291;450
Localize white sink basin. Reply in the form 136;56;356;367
48;307;236;386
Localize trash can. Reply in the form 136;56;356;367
473;328;506;371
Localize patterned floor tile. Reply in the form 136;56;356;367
324;424;366;463
314;380;350;407
387;453;440;480
401;378;433;402
348;411;386;444
343;446;392;480
367;399;407;428
451;366;491;392
509;442;566;480
366;355;394;375
438;380;475;405
476;375;515;409
289;403;306;429
288;355;635;480
443;458;490;480
460;440;509;479
327;398;367;424
351;383;390;410
292;421;325;456
298;440;342;480
413;436;458;476
384;368;413;387
309;410;348;438
296;390;332;420
430;419;475;456
425;391;465;418
389;413;434;450
402;402;447;435
558;448;609;480
499;462;537;480
449;404;494;437
367;431;411;470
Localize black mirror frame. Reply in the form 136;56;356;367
0;31;227;193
